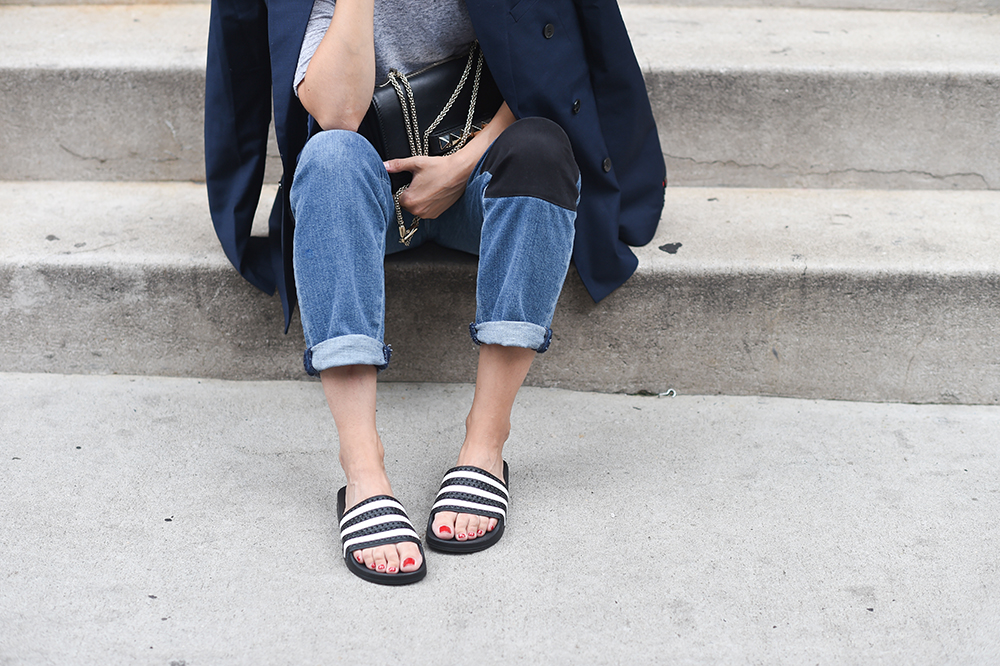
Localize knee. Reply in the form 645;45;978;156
291;130;391;219
481;118;580;211
293;130;386;193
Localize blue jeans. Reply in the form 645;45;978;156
290;117;579;374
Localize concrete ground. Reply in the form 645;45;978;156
1;373;997;664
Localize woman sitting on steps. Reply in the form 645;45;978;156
206;0;665;586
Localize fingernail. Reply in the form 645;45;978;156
439;525;452;535
403;557;416;567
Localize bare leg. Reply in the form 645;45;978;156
321;365;422;573
431;344;534;541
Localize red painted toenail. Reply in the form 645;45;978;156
402;557;416;567
478;529;484;535
388;567;397;573
439;525;452;535
355;554;363;563
377;564;385;571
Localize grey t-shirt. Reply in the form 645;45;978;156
294;0;476;96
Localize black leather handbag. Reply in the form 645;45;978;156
357;41;504;244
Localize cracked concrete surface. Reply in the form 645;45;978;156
663;153;994;190
0;69;206;181
648;69;1000;190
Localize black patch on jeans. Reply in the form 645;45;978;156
481;117;579;211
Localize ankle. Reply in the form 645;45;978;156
341;466;393;508
339;449;389;491
340;455;388;483
338;429;385;472
464;414;510;449
456;441;505;478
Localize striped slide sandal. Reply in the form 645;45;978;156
426;462;509;554
337;489;427;585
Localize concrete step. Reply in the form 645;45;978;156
0;4;230;182
2;372;998;662
631;5;1000;189
3;180;999;403
2;4;998;188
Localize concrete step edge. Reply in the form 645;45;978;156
3;181;1000;404
4;4;998;72
7;181;1000;273
3;4;998;187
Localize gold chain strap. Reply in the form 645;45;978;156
385;42;485;245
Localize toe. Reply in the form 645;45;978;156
486;517;498;532
473;516;489;538
385;546;400;574
362;548;376;570
373;548;388;573
398;542;421;572
433;511;457;540
455;514;471;541
464;514;481;540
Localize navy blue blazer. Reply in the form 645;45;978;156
206;0;666;330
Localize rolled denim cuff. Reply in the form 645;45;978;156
303;334;392;376
469;321;553;353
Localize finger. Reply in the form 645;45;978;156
384;156;423;174
383;158;405;174
397;192;433;220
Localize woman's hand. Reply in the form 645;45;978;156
384;102;517;219
385;153;470;220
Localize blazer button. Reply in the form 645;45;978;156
602;157;612;173
572;99;581;114
543;23;555;39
